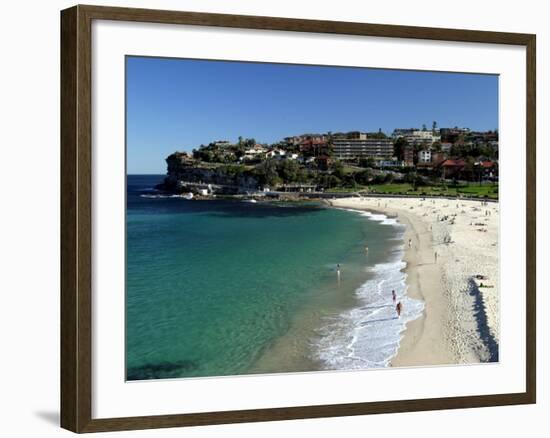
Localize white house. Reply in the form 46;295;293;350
418;149;432;163
299;156;316;165
244;145;266;155
266;149;286;159
241;145;267;161
213;140;232;147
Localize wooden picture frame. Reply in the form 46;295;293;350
61;4;536;433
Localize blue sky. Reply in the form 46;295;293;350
126;56;498;174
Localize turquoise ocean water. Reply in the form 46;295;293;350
126;175;423;380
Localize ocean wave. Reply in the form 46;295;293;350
336;207;402;227
140;194;182;199
136;187;159;192
313;247;424;370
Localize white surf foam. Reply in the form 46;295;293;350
140;194;182;199
336;207;400;226
314;211;424;369
136;187;159;192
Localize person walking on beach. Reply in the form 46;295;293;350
392;290;396;303
408;238;412;248
434;251;438;263
396;301;402;318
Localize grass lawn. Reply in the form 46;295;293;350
367;183;499;199
326;186;366;193
343;165;365;174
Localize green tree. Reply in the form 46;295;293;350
220;164;246;176
193;148;214;162
316;174;341;189
256;159;281;187
367;130;387;139
464;156;475;182
331;160;345;179
393;137;408;161
359;157;377;168
278;159;301;182
355;169;373;185
404;171;417;184
340;174;357;188
414;175;426;188
327;175;341;189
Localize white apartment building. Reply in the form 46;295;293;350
332;138;394;160
392;129;441;146
418;149;432;163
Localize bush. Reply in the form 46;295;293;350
220;164;246;176
343;174;358;188
372;174;387;184
404;172;417;184
355;169;373;185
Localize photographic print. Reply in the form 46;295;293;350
125;57;499;381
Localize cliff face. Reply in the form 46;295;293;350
157;152;260;194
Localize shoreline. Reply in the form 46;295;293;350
327;196;500;366
247;205;414;374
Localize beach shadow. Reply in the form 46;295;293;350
34;410;59;427
468;278;499;362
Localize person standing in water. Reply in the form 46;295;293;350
396;301;402;317
392;290;396;303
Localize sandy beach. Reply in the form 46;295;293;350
329;196;499;366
